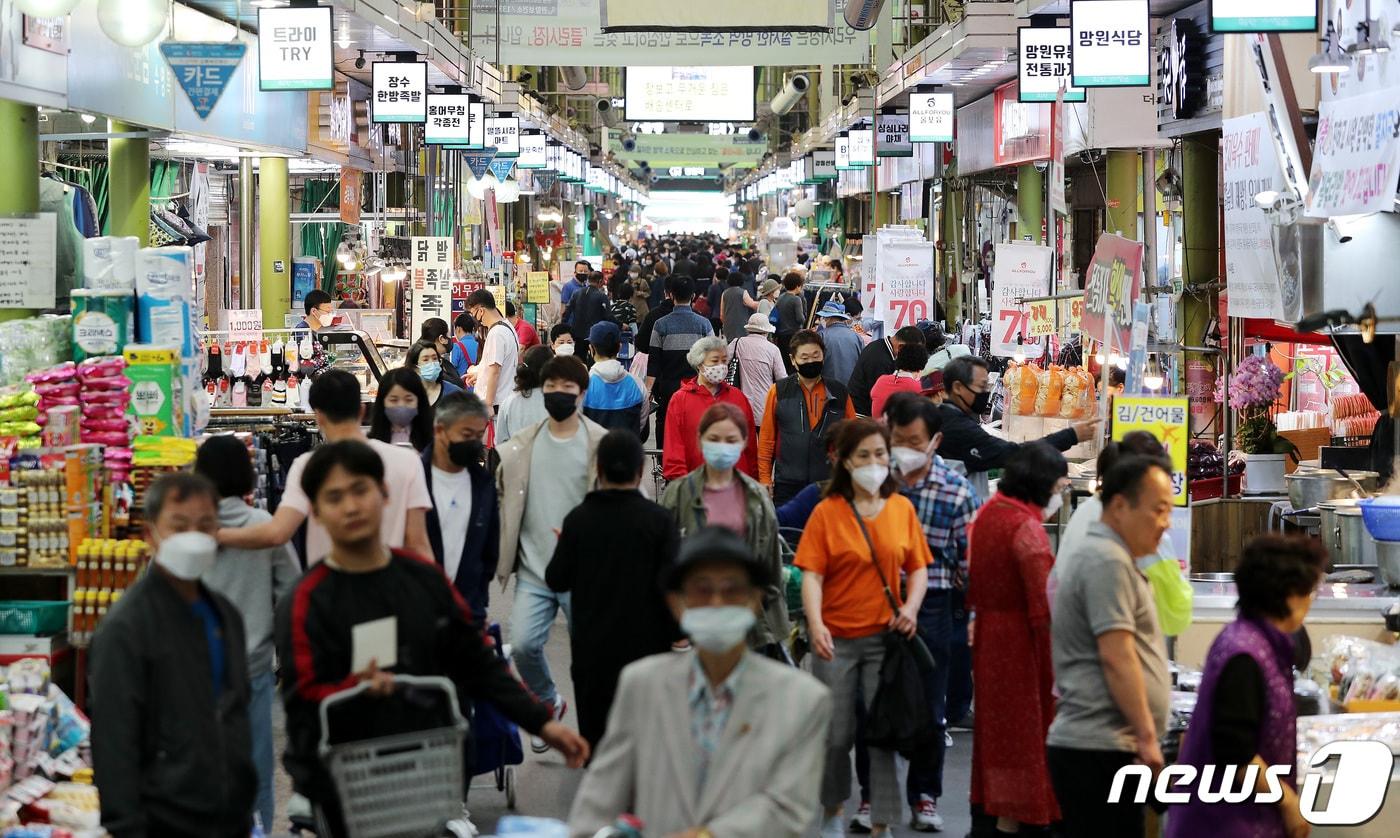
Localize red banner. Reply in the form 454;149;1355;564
1081;233;1143;353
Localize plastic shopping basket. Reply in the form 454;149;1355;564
318;675;469;838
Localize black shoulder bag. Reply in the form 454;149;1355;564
845;497;938;758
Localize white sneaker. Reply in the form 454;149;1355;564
848;800;872;833
945;730;954;748
911;795;944;832
531;698;568;754
820;812;847;838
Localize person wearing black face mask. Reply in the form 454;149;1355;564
936;355;1100;499
422;391;498;618
758;330;856;506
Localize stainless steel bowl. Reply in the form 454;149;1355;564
1286;469;1378;510
1373;539;1400;588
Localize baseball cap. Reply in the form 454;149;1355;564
588;320;622;346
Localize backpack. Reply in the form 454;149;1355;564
768;305;781;328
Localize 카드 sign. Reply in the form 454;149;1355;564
1070;0;1151;88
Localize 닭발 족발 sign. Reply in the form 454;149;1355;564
410;237;454;339
372;61;427;123
257;5;333;91
1070;0;1151;87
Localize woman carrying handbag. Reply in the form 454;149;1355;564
795;418;933;838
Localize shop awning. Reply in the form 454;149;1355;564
1242;318;1333;346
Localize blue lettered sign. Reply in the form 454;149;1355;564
160;42;247;120
463;149;497;180
487;158;516;182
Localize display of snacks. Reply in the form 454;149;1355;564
1003;362;1039;416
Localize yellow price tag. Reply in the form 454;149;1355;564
1060;294;1083;337
1027;301;1056;337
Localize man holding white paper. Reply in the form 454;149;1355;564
276;439;589;835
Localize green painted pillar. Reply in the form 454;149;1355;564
0;100;40;323
1105;150;1139;238
1017;164;1044;244
942;185;961;324
258;157;291;329
108;120;150;245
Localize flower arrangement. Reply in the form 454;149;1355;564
1227;355;1295;456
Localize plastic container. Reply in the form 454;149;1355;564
0;600;71;635
1359;497;1400;542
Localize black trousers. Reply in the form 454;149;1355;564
1046;745;1144;838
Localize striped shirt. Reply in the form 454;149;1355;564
648;304;713;388
901;455;981;590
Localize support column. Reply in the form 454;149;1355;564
1182;137;1219;432
942;186;961;325
0;100;40;322
1105;150;1139;238
238;157;255;308
108;120;149;245
258;157;291;329
1017;164;1044;244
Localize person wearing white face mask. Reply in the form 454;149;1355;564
661;403;790;657
89;474;259;837
661;335;759;481
569;526;833;838
794;418;933;838
964;441;1069;834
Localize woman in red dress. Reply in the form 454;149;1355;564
967;441;1069;831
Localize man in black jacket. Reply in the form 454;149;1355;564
570;271;613;362
937;355;1099;497
90;473;258;838
421;391;498;619
277;440;588;833
847;325;927;416
546;430;681;747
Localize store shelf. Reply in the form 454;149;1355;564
0;565;74;576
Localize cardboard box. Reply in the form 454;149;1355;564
123;346;184;436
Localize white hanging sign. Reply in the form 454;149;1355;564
518;133;547;168
372;61;427;123
1019;26;1086;103
257;6;333;91
835;136;853;170
909;91;954;143
877;239;936;330
1210;0;1318;33
485;116;521;157
1070;0;1151;88
848;128;874;166
876;112;912;157
425;94;471;145
812;149;837;179
991;241;1054;358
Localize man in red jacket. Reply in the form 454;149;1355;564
662;335;758;479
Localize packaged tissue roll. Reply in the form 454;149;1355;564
135;247;194;357
81;236;139;291
71;289;134;361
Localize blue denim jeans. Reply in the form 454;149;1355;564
249;669;276;831
508;577;573;709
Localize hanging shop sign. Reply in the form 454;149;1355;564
1112;395;1189;506
257;5;333;91
835;136;853;170
812;149;837;180
463;149;497;179
1222;112;1287;319
611;131;766;167
372;61;427;123
991;242;1053;359
1156;4;1224;135
469;0;863;67
518;133;547;168
488;158;517;182
425;93;472;145
909;91;955;142
160;42;246;120
340;167;362;225
1070;0;1151;87
876;112;912;157
22;14;67;55
1305;87;1400;218
0;215;56;309
848;128;874;166
1209;0;1317;33
876;240;936;330
1019;26;1086;103
485;116;521;157
1082;232;1143;353
410;237;454;338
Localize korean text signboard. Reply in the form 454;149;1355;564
257;6;333;91
485;116;521;157
161;42;246;119
1082;233;1143;353
372;62;427;123
991;242;1053;358
835;136;853;170
425;94;471;145
848;128;874;166
876;112;912;157
1222;113;1287;318
1305;88;1400;218
1210;0;1318;33
410;237;454;338
1113;395;1190;506
1019;27;1086;103
877;240;936;330
812;149;837;179
1071;0;1151;87
526;270;550;304
518;133;547;168
909;92;954;142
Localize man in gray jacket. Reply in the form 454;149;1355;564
196;436;301;830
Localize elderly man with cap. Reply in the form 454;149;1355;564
729;311;788;427
568;526;832;838
816;299;865;387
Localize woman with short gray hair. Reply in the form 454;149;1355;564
661;336;759;481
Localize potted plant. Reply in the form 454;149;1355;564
1224;355;1296;493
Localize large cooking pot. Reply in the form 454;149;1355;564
1337;506;1379;568
1317;499;1356;567
1286;468;1378;510
1372;539;1400;588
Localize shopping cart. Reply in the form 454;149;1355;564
316;674;474;838
468;623;521;809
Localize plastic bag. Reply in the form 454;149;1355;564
1034;365;1066;416
1059;367;1096;419
1003;363;1040;416
1143;558;1193;636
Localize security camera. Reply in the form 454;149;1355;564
1033;159;1049;173
746;127;763;142
561;66;588;91
355;50;366;70
621;134;637;152
770;74;809;117
595;98;619;128
845;1;886;31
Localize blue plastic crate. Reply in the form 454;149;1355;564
0;600;70;635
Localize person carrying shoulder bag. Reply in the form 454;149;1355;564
794;418;933;838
